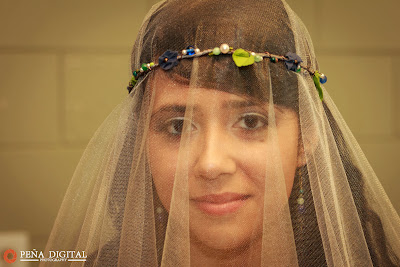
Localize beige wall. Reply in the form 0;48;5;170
0;0;399;252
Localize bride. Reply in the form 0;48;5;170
43;0;400;266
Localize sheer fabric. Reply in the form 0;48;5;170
43;0;400;266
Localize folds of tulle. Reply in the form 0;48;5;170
42;0;400;266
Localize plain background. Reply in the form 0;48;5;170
0;0;399;256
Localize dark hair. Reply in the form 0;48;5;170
289;102;400;266
287;102;399;267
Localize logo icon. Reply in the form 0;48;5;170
3;249;17;263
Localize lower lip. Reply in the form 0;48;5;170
193;198;248;216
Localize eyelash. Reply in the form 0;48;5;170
158;117;197;136
158;112;268;137
235;113;269;131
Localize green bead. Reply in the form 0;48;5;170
213;47;221;55
141;63;148;71
133;71;138;77
130;76;137;86
296;65;301;73
299;189;304;193
270;57;276;63
255;55;263;62
297;198;304;205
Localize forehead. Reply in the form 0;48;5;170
150;73;255;110
148;73;295;120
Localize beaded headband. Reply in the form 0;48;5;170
127;43;327;100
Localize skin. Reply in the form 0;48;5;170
147;75;303;266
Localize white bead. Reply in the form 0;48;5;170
220;43;230;54
195;48;200;54
251;52;256;56
182;50;187;55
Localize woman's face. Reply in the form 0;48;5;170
147;76;302;251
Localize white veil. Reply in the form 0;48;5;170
43;0;400;266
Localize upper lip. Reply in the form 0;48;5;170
191;193;250;204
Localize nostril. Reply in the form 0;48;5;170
193;150;237;180
192;127;237;180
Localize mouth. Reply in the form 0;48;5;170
191;193;251;216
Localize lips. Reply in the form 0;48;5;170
191;193;250;216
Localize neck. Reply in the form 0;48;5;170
190;236;262;267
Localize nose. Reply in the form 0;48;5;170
193;126;237;180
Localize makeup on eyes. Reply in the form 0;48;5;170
235;113;269;130
149;99;279;142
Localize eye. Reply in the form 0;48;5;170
165;117;196;135
236;113;268;130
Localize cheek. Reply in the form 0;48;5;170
238;130;298;199
238;145;296;197
147;135;178;211
237;146;269;189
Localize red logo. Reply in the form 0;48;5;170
3;249;17;263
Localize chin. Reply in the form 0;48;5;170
189;212;263;252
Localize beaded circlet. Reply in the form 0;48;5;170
127;43;327;100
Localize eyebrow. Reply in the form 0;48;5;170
222;100;259;109
225;99;284;114
151;105;188;118
152;99;264;117
154;105;187;113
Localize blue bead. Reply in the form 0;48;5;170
299;205;305;213
320;74;328;84
186;45;195;55
187;49;195;55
